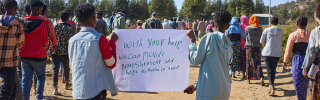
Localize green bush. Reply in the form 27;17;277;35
278;23;294;64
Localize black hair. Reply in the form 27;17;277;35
74;3;95;23
173;18;176;22
41;4;47;15
97;10;103;16
60;10;69;22
24;3;31;15
29;0;43;8
270;17;278;25
296;16;308;29
112;11;115;14
315;3;320;20
3;0;18;9
212;9;232;26
65;9;70;13
120;10;125;14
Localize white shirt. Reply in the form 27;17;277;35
126;20;130;25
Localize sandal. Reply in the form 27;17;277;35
261;81;265;86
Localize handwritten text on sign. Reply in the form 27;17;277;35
112;29;190;91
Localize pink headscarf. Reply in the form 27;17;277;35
239;15;249;50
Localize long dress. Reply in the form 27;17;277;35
246;47;263;80
229;40;241;73
284;29;311;100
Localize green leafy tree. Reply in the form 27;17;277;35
148;0;177;19
115;0;129;18
255;0;265;13
179;0;205;20
48;0;66;20
291;9;300;21
280;7;288;19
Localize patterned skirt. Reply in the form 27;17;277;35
292;53;308;100
239;49;246;72
246;47;264;80
229;40;241;73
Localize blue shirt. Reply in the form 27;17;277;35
108;16;114;28
170;22;178;29
189;31;232;100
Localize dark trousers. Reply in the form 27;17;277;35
0;67;17;100
76;90;106;100
264;56;280;85
52;55;69;86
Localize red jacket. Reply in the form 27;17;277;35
19;16;48;62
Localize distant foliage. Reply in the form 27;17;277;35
279;23;294;64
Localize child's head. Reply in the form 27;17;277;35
270;17;278;26
314;3;320;25
60;10;69;23
296;16;308;29
41;4;47;16
24;3;31;15
212;9;232;32
3;0;18;15
74;3;96;28
29;0;43;16
97;10;103;19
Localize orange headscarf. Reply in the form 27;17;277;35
249;15;260;27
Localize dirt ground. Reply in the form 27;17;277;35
23;59;298;100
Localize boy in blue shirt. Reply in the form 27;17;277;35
184;10;233;100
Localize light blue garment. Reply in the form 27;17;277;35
260;26;283;57
302;28;320;70
189;31;233;100
68;26;118;99
225;17;246;39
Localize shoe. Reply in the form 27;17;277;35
65;82;72;90
269;91;275;96
53;85;58;95
261;81;265;86
61;77;65;83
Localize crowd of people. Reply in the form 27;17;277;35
2;0;320;100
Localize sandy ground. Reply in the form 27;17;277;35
22;59;298;100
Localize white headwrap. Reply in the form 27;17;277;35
310;12;320;55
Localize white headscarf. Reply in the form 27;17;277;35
310;12;320;55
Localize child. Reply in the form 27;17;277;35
19;0;48;100
0;0;24;99
51;10;73;95
70;3;118;99
282;16;310;99
225;17;246;78
184;10;233;100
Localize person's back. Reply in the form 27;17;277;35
193;22;199;31
170;21;178;29
95;19;107;36
187;21;192;30
70;3;118;99
245;26;263;48
112;11;125;30
185;10;233;100
260;26;283;57
144;12;162;29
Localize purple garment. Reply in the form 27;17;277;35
2;15;17;27
292;53;308;100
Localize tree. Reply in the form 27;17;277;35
179;0;206;20
255;0;265;13
148;0;177;19
138;0;150;20
66;0;80;17
280;7;288;19
115;0;129;18
291;9;300;21
202;0;217;20
48;0;66;20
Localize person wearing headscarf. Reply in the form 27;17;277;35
301;3;320;100
283;16;310;99
239;15;249;78
225;17;246;78
245;15;264;85
260;17;284;96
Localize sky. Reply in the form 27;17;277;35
175;0;297;12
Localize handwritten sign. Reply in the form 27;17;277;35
112;29;190;91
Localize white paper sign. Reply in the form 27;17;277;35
112;29;190;91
